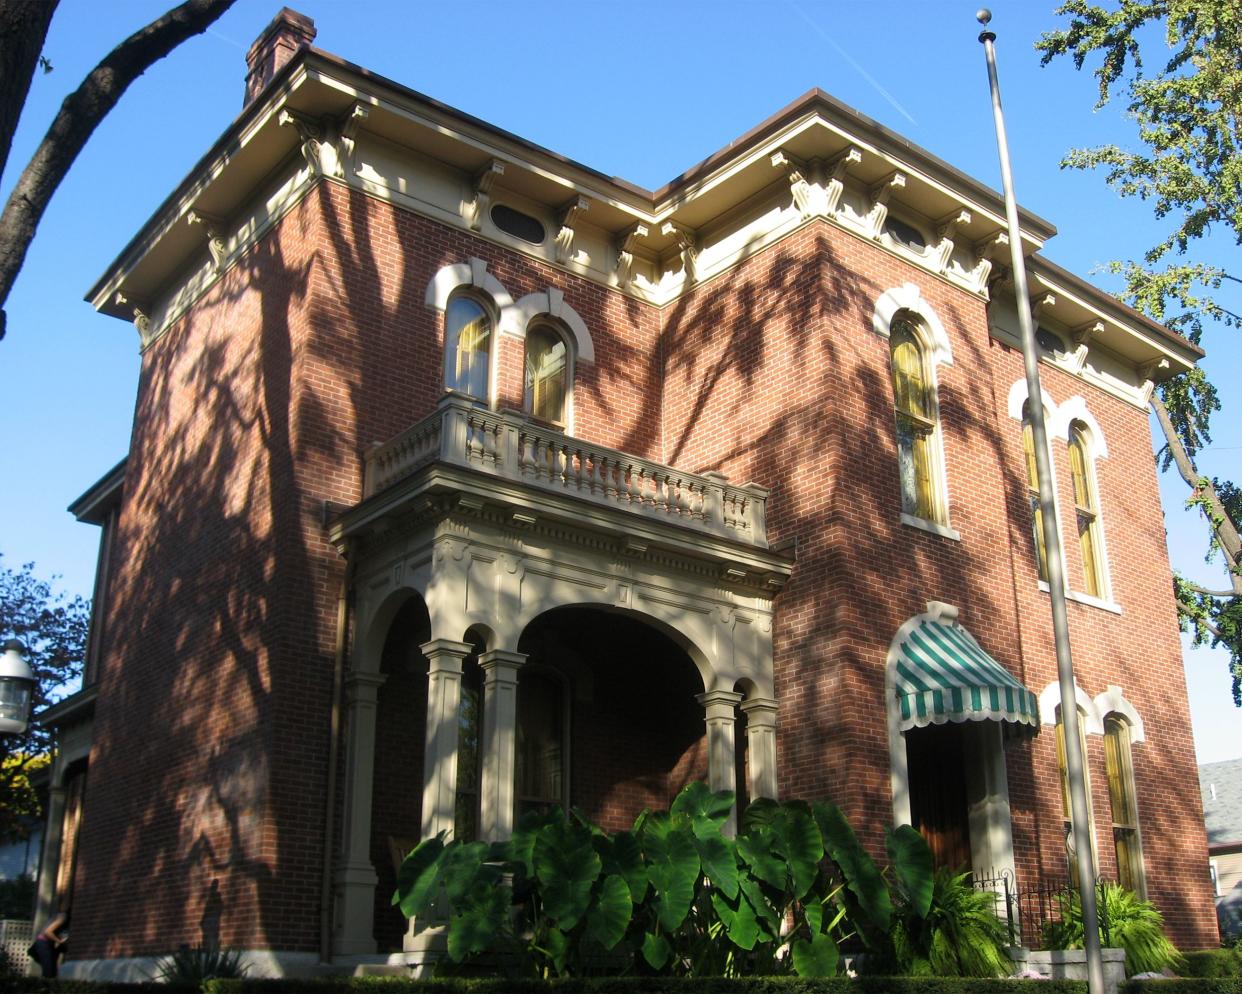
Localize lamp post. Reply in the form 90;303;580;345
975;11;1104;994
0;640;36;735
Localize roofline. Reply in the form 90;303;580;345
1029;254;1204;361
89;46;1057;304
67;457;127;524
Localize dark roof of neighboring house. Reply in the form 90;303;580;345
1200;758;1242;849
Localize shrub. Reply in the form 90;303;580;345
1043;883;1183;976
1181;949;1242;978
152;944;248;985
889;868;1011;978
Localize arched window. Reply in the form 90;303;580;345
444;295;492;399
1022;406;1049;582
1069;421;1105;598
515;669;566;820
525;322;570;425
1104;715;1145;895
890;315;942;522
1056;706;1096;886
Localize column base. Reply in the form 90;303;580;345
333;860;379;956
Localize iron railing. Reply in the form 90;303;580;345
972;869;1115;948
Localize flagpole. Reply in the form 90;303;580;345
975;10;1104;992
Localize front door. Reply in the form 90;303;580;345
906;722;972;872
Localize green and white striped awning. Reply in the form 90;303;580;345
893;619;1039;733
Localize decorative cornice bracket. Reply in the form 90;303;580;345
554;195;589;265
933;209;972;273
1030;292;1056;321
463;159;505;231
824;146;862;217
615;222;649;288
972;231;1009;295
187;208;229;272
771;150;814;219
866;171;906;237
661;221;698;284
1071;319;1105;371
115;291;153;345
1138;357;1171;402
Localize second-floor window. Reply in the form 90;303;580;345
1069;421;1105;598
525;322;570;425
889;315;943;523
445;295;492;400
1022;410;1049;582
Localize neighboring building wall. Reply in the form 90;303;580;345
1213;849;1242;938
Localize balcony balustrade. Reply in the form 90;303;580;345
363;395;769;548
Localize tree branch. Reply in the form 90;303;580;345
0;0;238;341
0;0;60;189
1178;600;1225;643
1184;582;1239;599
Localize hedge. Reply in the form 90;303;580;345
1122;982;1242;994
1180;951;1242;979
0;978;1090;994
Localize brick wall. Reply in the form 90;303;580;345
71;177;1218;962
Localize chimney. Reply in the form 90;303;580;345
244;8;316;105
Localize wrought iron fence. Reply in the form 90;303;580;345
971;869;1115;948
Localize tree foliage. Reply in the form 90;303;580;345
0;0;239;341
0;556;89;841
1038;1;1242;702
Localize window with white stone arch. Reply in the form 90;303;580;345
872;284;956;538
425;258;515;408
1094;685;1147;897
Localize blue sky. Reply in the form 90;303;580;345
1;0;1238;761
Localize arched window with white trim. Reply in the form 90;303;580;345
1068;420;1107;598
524;322;571;425
1103;714;1146;895
444;294;493;400
1022;402;1050;582
1056;704;1097;886
889;314;945;524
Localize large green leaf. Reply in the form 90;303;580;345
582;874;632;951
803;897;823;936
392;835;445;918
440;841;497;905
543;926;570;977
814;801;891;932
671;781;735;835
738;872;779;932
642;931;673;970
736;827;786;890
770;804;823;899
533;820;602;931
740;796;781;831
693;832;739;900
509;806;563;876
596;830;648;904
446;885;508;961
711;890;761;950
791;930;840;977
886;823;934;919
641;816;701;931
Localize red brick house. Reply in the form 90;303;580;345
40;8;1218;978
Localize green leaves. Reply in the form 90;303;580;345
886;823;934;918
392;783;939;979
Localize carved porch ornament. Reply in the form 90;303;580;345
865;170;906;237
1071;320;1104;372
615;222;649;288
661;220;698;284
933;209;972;273
554;195;589;265
971;231;1008;294
462;159;505;231
114;291;152;344
1138;357;1170;403
187;209;229;273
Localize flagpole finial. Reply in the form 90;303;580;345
976;8;992;25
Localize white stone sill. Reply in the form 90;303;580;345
900;513;961;542
1037;580;1122;615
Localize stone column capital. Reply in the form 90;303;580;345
479;648;527;679
696;689;744;721
740;696;779;728
343;670;387;703
420;638;472;673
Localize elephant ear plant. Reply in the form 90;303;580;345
393;781;942;978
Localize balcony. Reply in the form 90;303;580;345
334;395;786;586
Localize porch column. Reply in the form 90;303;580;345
333;670;386;956
697;689;744;835
479;649;526;842
740;696;779;801
964;721;1015;876
420;639;472;839
33;782;67;926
